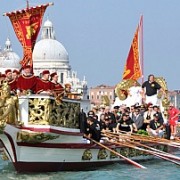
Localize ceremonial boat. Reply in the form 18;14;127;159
0;2;178;173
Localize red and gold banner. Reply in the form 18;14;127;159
5;3;51;68
122;25;142;81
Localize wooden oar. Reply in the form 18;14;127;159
88;138;147;169
103;132;180;162
104;132;176;156
103;134;180;166
106;131;180;148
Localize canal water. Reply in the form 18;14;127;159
0;157;180;180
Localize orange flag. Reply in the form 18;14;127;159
4;3;51;68
122;23;142;80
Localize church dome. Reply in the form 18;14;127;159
0;38;21;69
32;19;69;64
33;39;69;62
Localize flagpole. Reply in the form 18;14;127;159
140;15;144;84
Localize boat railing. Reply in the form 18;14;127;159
18;94;81;129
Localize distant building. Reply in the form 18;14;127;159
33;18;88;100
0;38;21;73
169;90;180;109
89;84;115;106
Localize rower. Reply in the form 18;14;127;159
84;116;101;142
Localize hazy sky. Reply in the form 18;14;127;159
0;0;180;90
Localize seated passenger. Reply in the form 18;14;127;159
132;108;144;130
17;65;37;95
146;113;164;137
36;70;53;95
50;72;64;96
116;113;133;133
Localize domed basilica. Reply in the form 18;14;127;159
0;18;88;100
0;38;21;71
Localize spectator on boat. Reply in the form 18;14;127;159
101;115;111;132
146;112;164;137
79;108;87;133
139;104;146;116
84;116;101;142
0;73;6;86
127;81;143;106
132;108;144;130
129;105;136;119
168;103;180;140
92;105;99;119
4;69;17;94
12;69;20;81
116;113;133;133
142;103;155;130
50;72;64;96
99;113;106;129
17;65;37;95
97;104;105;120
104;106;116;124
153;105;164;123
113;106;121;122
142;74;165;105
36;70;53;95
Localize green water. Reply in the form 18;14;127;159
0;158;180;180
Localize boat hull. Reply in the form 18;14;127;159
0;124;155;172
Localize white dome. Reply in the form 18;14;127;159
33;39;69;62
0;38;21;69
1;51;21;68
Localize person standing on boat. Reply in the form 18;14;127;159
142;74;164;105
50;72;64;96
36;70;53;95
4;69;17;94
17;65;37;95
12;69;20;81
127;81;143;106
168;103;180;140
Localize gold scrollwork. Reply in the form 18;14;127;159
110;148;118;159
97;149;108;160
17;131;59;143
82;149;92;160
0;82;19;125
28;98;80;128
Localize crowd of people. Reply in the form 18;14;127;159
0;65;64;96
83;102;179;142
83;74;180;142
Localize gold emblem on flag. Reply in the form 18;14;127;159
26;22;38;39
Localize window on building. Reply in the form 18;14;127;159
60;73;64;84
91;95;93;99
97;95;99;99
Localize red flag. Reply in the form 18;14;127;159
5;3;51;68
122;20;142;81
